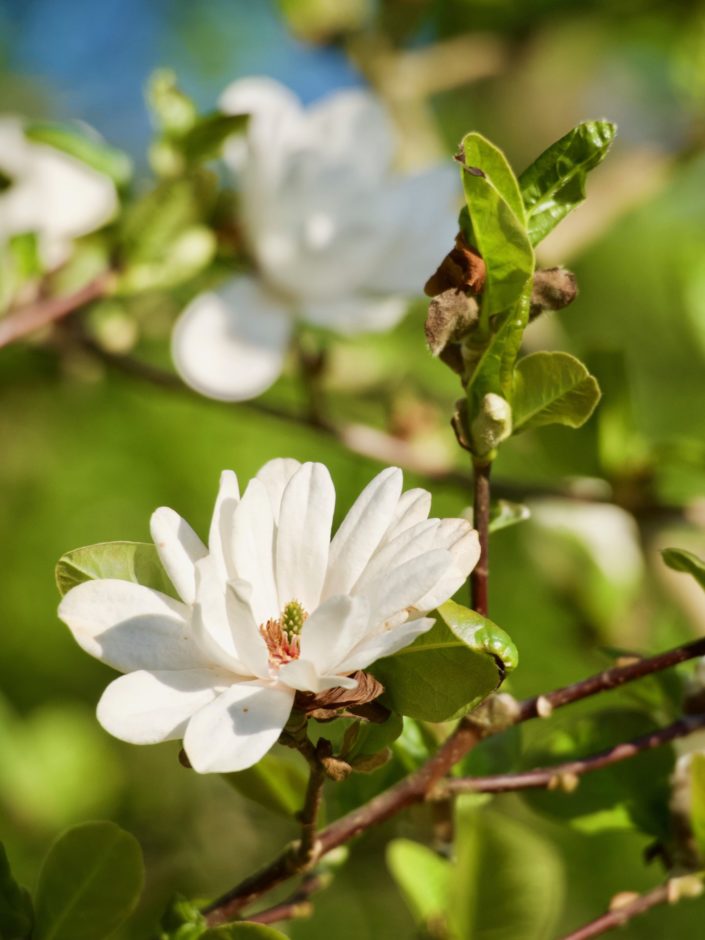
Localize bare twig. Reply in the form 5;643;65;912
470;460;491;615
246;874;324;926
0;272;113;348
442;712;705;796
297;761;326;865
202;634;705;925
559;877;704;940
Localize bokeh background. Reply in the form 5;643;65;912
3;0;705;936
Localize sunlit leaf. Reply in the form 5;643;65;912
222;744;308;817
662;547;705;591
489;499;531;534
0;843;33;939
386;839;452;932
371;602;517;722
25;121;133;187
461;132;526;225
512;351;601;433
34;821;144;940
519;120;616;245
55;541;175;598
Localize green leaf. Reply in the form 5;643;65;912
662;548;705;591
450;804;564;940
158;894;206;939
180;113;249;164
459;157;534;318
519;120;616;246
512;351;601;433
0;844;33;940
55;541;175;598
691;754;705;862
386;839;452;931
8;233;41;282
489;499;531;534
34;821;144;940
371;602;517;722
310;712;403;769
461;132;526;225
202;926;288;939
147;69;198;135
25;121;132;187
222;744;308;817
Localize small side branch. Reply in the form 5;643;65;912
297;759;326;865
0;272;113;348
559;877;704;940
246;874;324;927
442;712;705;796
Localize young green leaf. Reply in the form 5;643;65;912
25;122;133;187
180;113;249;164
489;499;531;533
34;821;144;940
512;351;601;433
386;840;452;934
450;804;564;940
371;603;517;722
461;132;526;225
222;744;308;817
519;120;616;245
662;548;705;591
55;541;175;598
0;843;33;940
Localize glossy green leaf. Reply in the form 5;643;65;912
691;753;705;862
180;113;249;164
34;821;144;940
662;548;705;591
489;499;531;534
25;122;133;186
521;709;674;838
223;744;308;817
55;541;175;598
202;925;288;939
386;839;451;931
0;844;33;940
461;132;526;225
371;602;517;722
519;120;616;245
451;803;564;940
458;135;534;318
512;351;601;433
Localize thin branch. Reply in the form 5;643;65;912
0;272;113;348
442;712;705;796
246;874;324;927
202;634;705;925
470;460;491;615
558;877;705;940
515;636;705;722
297;761;326;865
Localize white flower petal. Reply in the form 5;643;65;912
354;519;442;592
150;506;207;605
275;462;335;612
413;521;480;610
302;294;408;335
255;458;301;523
299;594;370;675
58;579;199;672
229;477;278;624
97;668;225;744
209;469;240;578
383;488;433;542
324;466;403;598
183;681;295;773
172;278;292;402
278;658;358;693
337;616;436;674
226;579;270;676
357;548;456;626
306;89;395;180
192;557;250;673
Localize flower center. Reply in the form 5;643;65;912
260;599;308;666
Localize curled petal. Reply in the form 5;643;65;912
150;506;207;605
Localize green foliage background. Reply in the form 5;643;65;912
3;0;705;936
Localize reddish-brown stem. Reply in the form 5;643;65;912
246;874;323;926
0;272;113;348
559;882;686;940
470;459;491;615
442;712;705;795
202;634;705;926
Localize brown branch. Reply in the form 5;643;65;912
246;874;324;926
0;272;113;348
442;712;705;796
202;634;705;925
470;460;491;615
297;760;326;865
559;876;704;940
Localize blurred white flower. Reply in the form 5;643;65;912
58;458;479;773
172;77;459;401
0;117;117;267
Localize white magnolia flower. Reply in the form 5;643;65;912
59;459;479;773
0;116;117;267
172;77;459;401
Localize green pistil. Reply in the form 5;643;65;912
281;599;306;636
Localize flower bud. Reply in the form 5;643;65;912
470;393;513;458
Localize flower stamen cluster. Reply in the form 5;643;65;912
260;600;308;666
